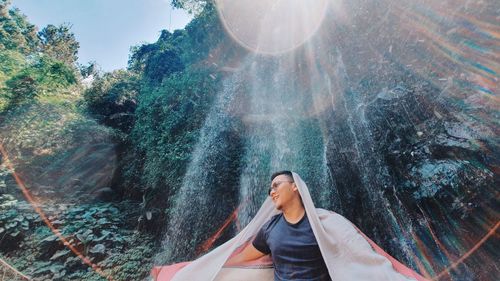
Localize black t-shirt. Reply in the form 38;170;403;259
252;213;331;281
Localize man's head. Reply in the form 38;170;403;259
269;170;300;210
270;170;294;183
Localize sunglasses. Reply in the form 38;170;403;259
268;180;294;196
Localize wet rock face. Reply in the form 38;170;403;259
328;70;499;280
311;2;500;276
364;81;497;206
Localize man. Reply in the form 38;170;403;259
225;171;331;280
152;171;429;281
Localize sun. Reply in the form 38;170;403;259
215;0;329;55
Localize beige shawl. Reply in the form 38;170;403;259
152;172;429;281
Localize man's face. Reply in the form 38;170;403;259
269;175;297;210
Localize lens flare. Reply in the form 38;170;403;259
0;143;115;281
196;197;251;255
197;208;239;255
0;256;30;280
433;221;500;280
215;0;329;55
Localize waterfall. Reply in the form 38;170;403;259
156;52;339;263
154;72;245;264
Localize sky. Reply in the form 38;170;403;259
12;0;193;72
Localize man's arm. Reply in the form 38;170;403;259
224;243;266;266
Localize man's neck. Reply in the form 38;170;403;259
281;199;305;224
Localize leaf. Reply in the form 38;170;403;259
14;215;25;222
53;269;66;279
89;243;105;254
49;264;65;273
6;221;17;228
93;230;111;242
42;234;58;242
97;218;110;225
51;220;64;225
50;249;70;260
32;263;52;274
75;233;86;242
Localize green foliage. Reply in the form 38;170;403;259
67;205;154;279
0;1;39;54
79;61;99;79
117;3;230;233
179;3;224;63
171;0;210;15
0;49;25;81
120;67;219;227
128;43;155;74
0;2;80;113
0;2;37;111
38;23;79;65
128;3;224;77
0;164;10;189
0;55;77;109
128;30;184;82
97;234;154;280
32;262;66;279
33;55;78;89
53;204;126;260
4;69;37;107
0;194;39;251
83;69;140;132
5;200;155;281
143;47;184;84
0;95;115;171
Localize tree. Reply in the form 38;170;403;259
0;1;39;54
4;69;37;108
84;70;140;132
79;61;100;79
2;55;77;109
128;43;159;74
38;23;79;65
171;0;209;15
143;48;184;84
128;30;184;84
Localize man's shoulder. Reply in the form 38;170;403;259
268;213;283;224
261;213;283;230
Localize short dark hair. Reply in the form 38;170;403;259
271;170;294;182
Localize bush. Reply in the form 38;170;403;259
6;200;155;281
83;70;140;132
2;55;77;109
118;67;220;233
0;194;38;252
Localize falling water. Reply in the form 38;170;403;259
236;56;339;225
156;1;499;280
155;51;339;263
154;72;245;264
